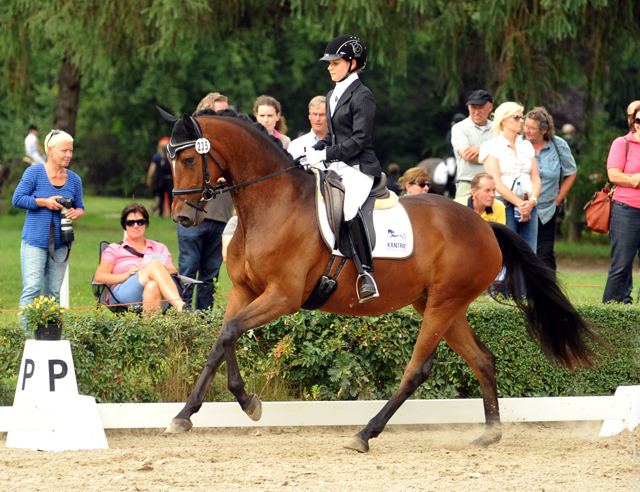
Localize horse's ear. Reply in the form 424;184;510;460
156;106;179;127
182;113;203;139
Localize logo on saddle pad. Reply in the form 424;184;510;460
387;229;407;252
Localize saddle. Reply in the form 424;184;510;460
316;170;394;257
302;170;397;310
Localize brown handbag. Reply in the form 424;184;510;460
583;137;629;234
583;184;614;234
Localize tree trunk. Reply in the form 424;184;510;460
568;221;584;242
53;56;82;137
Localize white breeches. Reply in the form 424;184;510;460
326;161;374;221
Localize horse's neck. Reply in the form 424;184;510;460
227;153;313;229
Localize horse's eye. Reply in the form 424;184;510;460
184;157;196;166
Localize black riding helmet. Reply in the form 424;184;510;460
320;35;367;81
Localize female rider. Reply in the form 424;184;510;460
304;35;381;303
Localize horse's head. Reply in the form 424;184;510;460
157;106;224;227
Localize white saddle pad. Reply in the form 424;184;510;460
313;169;414;260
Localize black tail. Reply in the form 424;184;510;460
489;222;598;369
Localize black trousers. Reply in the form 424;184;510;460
537;211;557;271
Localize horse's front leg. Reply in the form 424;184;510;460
218;286;303;420
165;287;251;433
166;286;299;433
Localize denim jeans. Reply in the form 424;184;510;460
537;211;557;271
498;198;538;253
19;240;68;325
603;201;640;303
177;219;225;310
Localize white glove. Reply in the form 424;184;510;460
303;148;326;168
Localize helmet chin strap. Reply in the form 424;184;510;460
338;59;357;82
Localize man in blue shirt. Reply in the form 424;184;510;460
523;107;577;271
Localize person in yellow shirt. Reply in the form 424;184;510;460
455;172;506;224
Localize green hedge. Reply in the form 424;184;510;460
1;302;639;406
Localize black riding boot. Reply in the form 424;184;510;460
347;211;379;303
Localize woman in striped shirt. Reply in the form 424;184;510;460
13;129;84;317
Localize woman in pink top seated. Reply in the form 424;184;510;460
603;106;640;303
94;203;187;312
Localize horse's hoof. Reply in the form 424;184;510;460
164;418;193;434
471;427;502;447
344;436;369;453
244;393;262;421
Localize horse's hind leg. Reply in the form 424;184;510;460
345;299;446;453
443;313;501;447
345;348;438;453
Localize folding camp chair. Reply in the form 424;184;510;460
91;240;201;314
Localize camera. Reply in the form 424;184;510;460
56;198;75;243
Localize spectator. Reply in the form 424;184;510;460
480;102;541;252
222;215;238;263
288;96;328;159
454;172;506;223
94;203;187;313
24;124;46;165
445;113;467;158
146;137;173;216
196;92;229;112
602;104;640;303
386;163;402;195
253;95;291;150
398;167;431;195
174;96;234;311
451;90;495;198
524;107;577;271
13;130;85;317
561;123;579;154
623;101;640;302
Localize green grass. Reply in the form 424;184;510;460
0;196;232;319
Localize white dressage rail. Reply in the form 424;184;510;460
1;386;638;436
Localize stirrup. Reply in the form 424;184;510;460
357;272;379;303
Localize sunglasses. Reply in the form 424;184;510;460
124;219;148;227
512;115;524;121
635;117;640;126
412;181;431;188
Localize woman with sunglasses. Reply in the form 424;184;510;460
480;102;541;252
398;168;431;195
94;203;187;313
13;129;85;323
602;106;640;303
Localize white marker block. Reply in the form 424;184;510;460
600;385;640;437
6;340;108;451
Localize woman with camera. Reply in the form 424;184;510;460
13;129;85;316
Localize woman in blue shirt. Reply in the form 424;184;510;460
523;107;577;271
13;129;85;315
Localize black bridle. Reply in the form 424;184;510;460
169;125;302;212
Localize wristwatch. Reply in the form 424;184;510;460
529;196;538;206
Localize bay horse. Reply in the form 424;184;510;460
158;108;596;452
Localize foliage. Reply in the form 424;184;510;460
17;295;66;331
2;301;637;407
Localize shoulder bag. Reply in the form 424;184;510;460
583;138;628;234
